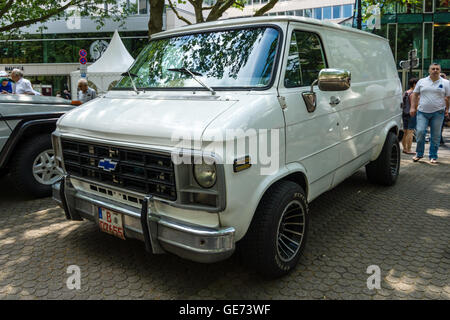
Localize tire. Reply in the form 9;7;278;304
365;132;400;186
9;134;61;198
239;181;309;278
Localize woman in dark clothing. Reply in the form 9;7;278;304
402;78;419;154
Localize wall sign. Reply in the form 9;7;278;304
4;66;24;72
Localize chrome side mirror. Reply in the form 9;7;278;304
318;69;351;91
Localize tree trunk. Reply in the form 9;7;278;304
148;0;165;37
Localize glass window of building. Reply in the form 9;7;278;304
333;5;341;18
261;0;268;3
314;7;322;19
139;0;148;14
284;31;326;87
435;0;449;11
343;4;353;17
323;6;332;19
295;10;303;16
278;12;286;16
424;0;433;12
434;24;450;71
287;10;295;16
396;23;423;65
304;9;312;17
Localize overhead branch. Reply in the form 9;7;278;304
253;0;278;16
167;0;192;25
0;0;78;33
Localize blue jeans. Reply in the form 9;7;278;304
415;110;445;159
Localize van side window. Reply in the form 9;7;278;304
284;31;327;88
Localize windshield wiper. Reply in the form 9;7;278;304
121;72;140;95
167;68;216;96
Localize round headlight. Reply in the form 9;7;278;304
194;163;217;188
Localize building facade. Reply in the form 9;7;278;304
354;0;449;88
224;0;355;23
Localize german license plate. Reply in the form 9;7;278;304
98;207;125;240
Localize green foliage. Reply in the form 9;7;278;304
0;0;135;35
361;0;422;16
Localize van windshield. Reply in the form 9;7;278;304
115;27;280;90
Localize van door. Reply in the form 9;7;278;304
278;26;341;201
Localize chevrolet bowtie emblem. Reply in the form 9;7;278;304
98;158;118;172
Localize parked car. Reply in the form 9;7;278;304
52;17;402;277
0;94;74;197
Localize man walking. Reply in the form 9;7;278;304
77;79;96;104
410;63;450;164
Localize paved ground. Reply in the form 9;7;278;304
0;130;449;300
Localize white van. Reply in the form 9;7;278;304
52;17;402;277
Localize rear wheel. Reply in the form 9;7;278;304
366;132;400;186
239;181;309;278
10;134;61;197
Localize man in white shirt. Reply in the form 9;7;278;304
77;79;96;104
10;69;41;95
410;63;450;163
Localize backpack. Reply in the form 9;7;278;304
402;91;412;115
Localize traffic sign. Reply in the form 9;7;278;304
399;60;410;70
79;57;87;65
79;64;87;78
79;49;87;57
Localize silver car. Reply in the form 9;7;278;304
0;94;74;197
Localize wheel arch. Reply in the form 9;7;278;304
370;121;400;162
0;119;58;169
235;163;309;242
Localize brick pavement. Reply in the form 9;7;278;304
0;129;449;300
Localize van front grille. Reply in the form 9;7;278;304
61;139;176;201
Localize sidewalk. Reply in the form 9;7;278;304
403;127;450;161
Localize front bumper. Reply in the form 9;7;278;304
53;176;235;263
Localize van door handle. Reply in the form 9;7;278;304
330;96;341;107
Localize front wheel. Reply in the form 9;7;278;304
10;134;62;197
239;181;309;278
366;132;400;186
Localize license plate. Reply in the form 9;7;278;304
98;207;125;240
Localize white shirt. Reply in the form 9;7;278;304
13;78;40;95
413;76;450;113
78;87;96;103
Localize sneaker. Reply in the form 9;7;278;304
430;159;438;164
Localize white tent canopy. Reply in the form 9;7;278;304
70;30;135;96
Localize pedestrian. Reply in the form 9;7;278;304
439;72;449;145
10;69;40;95
77;79;96;104
62;89;71;100
401;77;418;154
410;63;450;164
56;90;62;98
0;71;13;94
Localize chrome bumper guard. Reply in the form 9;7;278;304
53;176;235;263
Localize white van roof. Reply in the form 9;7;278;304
152;16;386;42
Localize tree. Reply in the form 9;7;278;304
148;0;280;36
0;0;135;35
360;0;423;16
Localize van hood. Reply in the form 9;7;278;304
57;92;240;147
